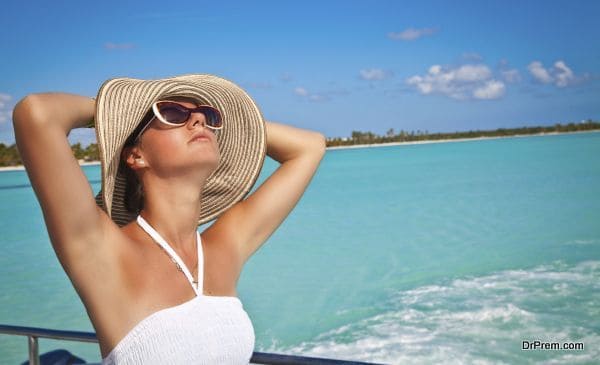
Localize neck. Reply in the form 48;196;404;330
138;174;204;251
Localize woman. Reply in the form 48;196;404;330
12;74;326;364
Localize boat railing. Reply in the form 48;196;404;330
0;324;386;365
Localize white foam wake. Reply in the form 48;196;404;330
259;260;600;365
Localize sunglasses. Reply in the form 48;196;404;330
133;101;223;142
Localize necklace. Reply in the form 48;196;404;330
192;262;199;285
153;239;199;284
137;215;200;291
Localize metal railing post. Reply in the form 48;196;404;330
28;335;40;365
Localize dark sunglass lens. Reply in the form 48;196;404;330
158;103;189;124
202;108;222;128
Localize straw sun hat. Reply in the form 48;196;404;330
91;73;267;227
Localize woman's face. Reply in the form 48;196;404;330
127;97;221;178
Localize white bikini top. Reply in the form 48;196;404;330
101;215;255;365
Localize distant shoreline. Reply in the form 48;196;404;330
0;160;100;172
325;129;600;151
1;129;598;172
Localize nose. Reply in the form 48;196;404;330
189;112;208;129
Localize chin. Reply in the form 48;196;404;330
192;155;219;172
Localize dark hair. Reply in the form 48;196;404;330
121;107;155;214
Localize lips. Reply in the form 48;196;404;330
189;132;211;143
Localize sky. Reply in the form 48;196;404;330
1;0;599;146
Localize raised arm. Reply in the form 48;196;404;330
12;93;107;269
210;120;326;263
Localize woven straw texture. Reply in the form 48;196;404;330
93;74;267;227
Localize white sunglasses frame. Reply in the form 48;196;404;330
133;101;223;142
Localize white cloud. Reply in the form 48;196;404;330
501;69;521;83
0;93;11;108
307;94;328;102
527;60;579;87
293;86;342;102
388;27;437;41
406;64;505;100
528;61;553;84
0;93;13;124
462;52;483;62
553;61;574;87
359;68;393;81
453;64;492;82
497;59;521;83
473;80;506;99
294;87;327;101
294;87;308;97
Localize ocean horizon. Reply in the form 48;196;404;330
1;131;599;364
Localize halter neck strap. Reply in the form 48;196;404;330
136;215;203;296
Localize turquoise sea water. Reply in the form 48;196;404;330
1;132;599;364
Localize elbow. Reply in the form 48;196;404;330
311;132;327;154
13;94;43;129
298;132;326;161
12;95;32;133
295;132;325;161
12;94;49;149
